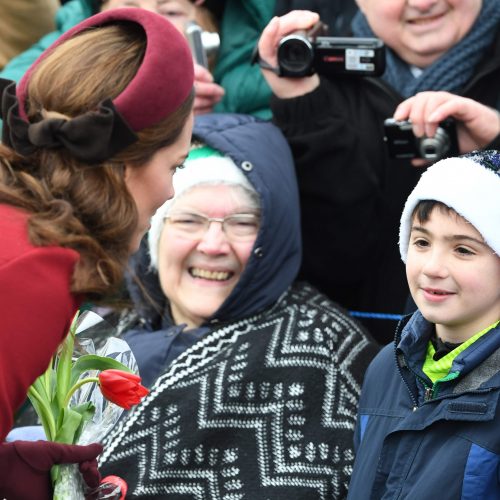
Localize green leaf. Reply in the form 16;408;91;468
54;407;83;444
27;385;57;441
70;401;96;442
55;313;79;408
27;391;51;440
27;356;58;440
51;464;60;485
31;375;52;408
71;401;95;418
49;369;58;403
50;397;61;423
70;354;133;386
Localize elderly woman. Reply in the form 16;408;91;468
256;0;500;344
98;113;379;499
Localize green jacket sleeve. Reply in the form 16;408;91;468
213;0;275;119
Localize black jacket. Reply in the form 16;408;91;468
271;31;500;344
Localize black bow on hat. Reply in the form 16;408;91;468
0;78;138;164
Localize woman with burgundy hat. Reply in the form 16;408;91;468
0;7;194;498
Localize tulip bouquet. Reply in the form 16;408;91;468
28;310;149;499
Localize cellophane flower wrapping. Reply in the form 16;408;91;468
52;311;139;500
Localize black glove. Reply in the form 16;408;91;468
0;440;103;500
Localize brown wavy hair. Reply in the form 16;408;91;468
0;22;194;302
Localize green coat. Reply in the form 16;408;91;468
213;0;275;119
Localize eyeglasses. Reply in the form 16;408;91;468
164;212;260;241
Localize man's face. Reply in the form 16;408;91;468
355;0;482;67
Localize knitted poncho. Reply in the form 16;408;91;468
99;283;378;499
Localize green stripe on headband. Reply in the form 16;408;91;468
187;145;223;161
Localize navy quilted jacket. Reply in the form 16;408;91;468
348;311;500;499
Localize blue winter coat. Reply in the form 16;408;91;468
348;310;500;499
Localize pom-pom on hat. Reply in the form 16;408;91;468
0;8;194;163
399;150;500;262
148;144;256;269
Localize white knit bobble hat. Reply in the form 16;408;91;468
148;145;255;269
399;150;500;262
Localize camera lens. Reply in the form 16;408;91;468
419;127;450;160
278;35;314;75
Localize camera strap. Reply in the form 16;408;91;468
250;45;282;76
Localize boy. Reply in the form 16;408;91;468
347;150;500;499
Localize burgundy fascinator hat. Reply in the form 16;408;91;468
0;8;194;164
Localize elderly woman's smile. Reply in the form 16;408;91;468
188;267;234;281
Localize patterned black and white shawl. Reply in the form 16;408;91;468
99;284;379;499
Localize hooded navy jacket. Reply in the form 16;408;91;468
123;113;302;387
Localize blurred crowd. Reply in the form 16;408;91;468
4;0;497;343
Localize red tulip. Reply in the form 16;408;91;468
98;369;149;410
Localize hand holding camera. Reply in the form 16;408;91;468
257;11;322;99
257;10;385;100
277;22;385;78
384;117;458;162
386;91;500;164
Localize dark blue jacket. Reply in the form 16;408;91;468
123;113;302;387
348;311;500;499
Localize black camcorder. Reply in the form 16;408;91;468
383;118;459;161
277;22;385;78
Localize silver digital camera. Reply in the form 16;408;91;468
383;118;459;161
185;21;220;69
